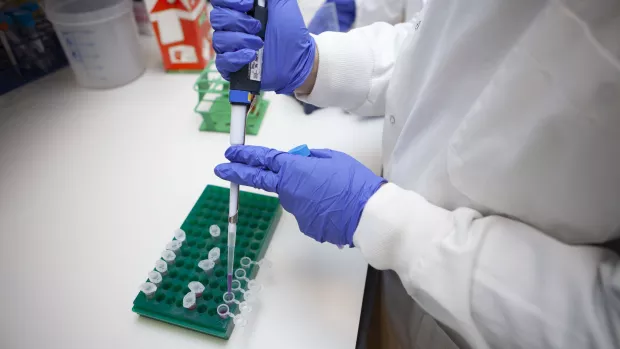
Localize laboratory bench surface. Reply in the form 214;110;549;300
0;37;383;349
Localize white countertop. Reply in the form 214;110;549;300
0;36;383;349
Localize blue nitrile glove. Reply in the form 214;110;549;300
210;0;316;94
214;145;386;246
286;0;343;114
324;0;356;32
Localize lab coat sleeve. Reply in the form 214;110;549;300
296;21;414;117
353;183;620;349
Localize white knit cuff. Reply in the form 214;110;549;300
353;183;454;272
295;32;373;110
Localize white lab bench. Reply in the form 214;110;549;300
0;36;383;349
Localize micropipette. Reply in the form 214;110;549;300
227;0;268;293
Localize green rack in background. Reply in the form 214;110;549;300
132;185;282;339
193;63;269;135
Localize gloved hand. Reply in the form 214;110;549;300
210;0;316;94
214;145;386;246
324;0;356;32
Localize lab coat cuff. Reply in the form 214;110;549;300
353;183;454;272
353;183;489;348
295;32;373;110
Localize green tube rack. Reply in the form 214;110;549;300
193;63;269;135
132;185;282;339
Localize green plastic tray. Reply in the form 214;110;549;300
132;185;282;339
193;63;269;135
197;95;269;134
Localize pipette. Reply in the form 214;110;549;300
226;0;268;293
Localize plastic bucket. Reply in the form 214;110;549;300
46;0;145;88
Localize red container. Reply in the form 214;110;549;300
145;0;214;71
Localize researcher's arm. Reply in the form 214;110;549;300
210;0;414;116
355;183;620;348
296;21;414;116
215;145;620;349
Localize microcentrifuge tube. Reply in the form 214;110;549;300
166;240;182;253
231;279;257;302
183;292;197;310
209;225;220;239
174;228;186;242
223;291;252;313
188;281;205;297
208;247;220;262
198;259;215;275
234;268;262;292
161;250;176;263
140;282;157;299
148;270;163;286
217;304;248;327
240;256;273;269
155;259;168;275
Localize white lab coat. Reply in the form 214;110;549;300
298;0;620;348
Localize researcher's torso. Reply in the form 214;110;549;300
383;0;620;244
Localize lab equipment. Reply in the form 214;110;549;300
143;0;213;72
217;304;248;327
161;250;176;263
173;228;186;242
223;0;269;296
288;144;312;157
165;240;182;254
230;279;257;302
46;0;145;88
139;282;157;299
222;291;252;313
154;259;168;275
193;61;270;134
188;281;205;297
1;13;33;72
148;270;162;286
12;10;49;72
132;185;281;339
234;268;262;292
183;292;197;310
12;11;45;54
208;247;220;262
0;3;69;95
239;256;272;269
0;14;20;76
215;145;386;246
197;259;215;275
211;0;315;94
209;224;221;239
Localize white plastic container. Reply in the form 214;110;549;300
46;0;145;88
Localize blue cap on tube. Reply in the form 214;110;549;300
288;144;311;157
